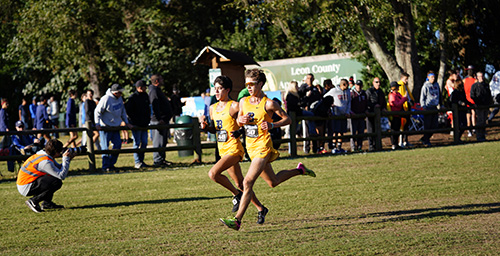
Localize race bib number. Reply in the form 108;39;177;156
245;125;259;138
217;130;228;142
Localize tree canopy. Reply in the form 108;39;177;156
1;0;499;108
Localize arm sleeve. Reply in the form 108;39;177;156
420;86;426;107
37;156;71;180
94;100;104;125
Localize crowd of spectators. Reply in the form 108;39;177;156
2;66;500;173
0;74;180;172
284;67;499;154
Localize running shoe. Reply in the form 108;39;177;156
257;206;269;224
297;162;316;177
219;217;241;231
25;199;43;213
41;201;64;210
232;191;242;212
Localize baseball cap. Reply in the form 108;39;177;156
390;81;399;88
465;65;474;70
15;120;24;127
355;80;363;86
110;83;124;93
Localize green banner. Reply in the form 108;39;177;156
249;54;364;91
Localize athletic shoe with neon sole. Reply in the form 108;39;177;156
297;162;316;177
257;206;269;224
219;217;241;231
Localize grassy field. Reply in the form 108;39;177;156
0;141;499;255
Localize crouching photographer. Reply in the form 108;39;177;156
16;139;75;213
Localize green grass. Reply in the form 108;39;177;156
1;142;499;255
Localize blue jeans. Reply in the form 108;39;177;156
99;130;121;170
132;129;148;164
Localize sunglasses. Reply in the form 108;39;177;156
245;81;258;86
374;81;380;83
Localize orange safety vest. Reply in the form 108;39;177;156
16;154;53;186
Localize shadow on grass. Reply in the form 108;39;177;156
352;202;500;223
254;202;500;233
69;196;230;209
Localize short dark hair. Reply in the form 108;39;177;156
45;139;63;157
323;79;333;88
400;72;410;78
245;68;266;85
213;75;233;93
151;74;163;85
69;89;76;96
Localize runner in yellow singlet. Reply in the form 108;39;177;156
201;76;265;214
220;69;316;231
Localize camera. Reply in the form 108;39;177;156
63;146;87;155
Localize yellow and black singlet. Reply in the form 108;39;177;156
241;96;279;162
212;101;244;159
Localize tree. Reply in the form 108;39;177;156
225;0;500;99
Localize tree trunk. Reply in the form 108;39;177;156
88;62;103;98
391;0;422;101
437;15;447;93
355;5;402;82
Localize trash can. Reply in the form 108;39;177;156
174;115;193;157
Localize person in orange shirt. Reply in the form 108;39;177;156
463;65;476;137
16;139;75;213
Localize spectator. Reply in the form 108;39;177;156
148;74;173;167
29;96;37;129
488;65;500;123
298;73;319;153
470;71;492;142
18;97;31;128
348;76;355;89
16;139;74;213
8;121;43;172
35;96;51;142
95;84;132;172
463;65;476;137
76;93;86;147
285;81;317;153
323;79;336;150
84;89;99;149
63;90;78;148
325;79;351;154
170;86;185;121
366;77;386;151
397;72;414;147
450;79;472;141
310;79;334;153
312;94;333;154
444;70;457;102
388;81;408;150
350;80;368;151
48;96;60;138
0;98;10;150
270;97;283;150
0;98;9;132
237;88;250;101
419;71;441;147
126;80;151;169
444;70;458;135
